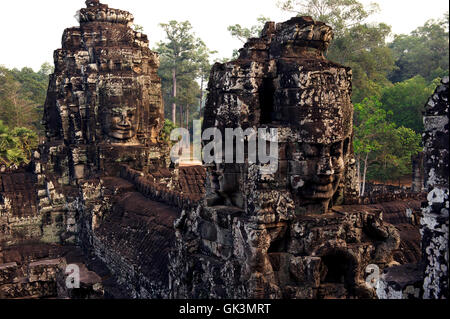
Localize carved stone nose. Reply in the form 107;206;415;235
119;112;130;126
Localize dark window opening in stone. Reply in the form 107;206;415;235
52;155;62;176
268;236;287;253
321;251;355;286
68;152;75;181
43;212;52;225
259;78;275;124
330;141;343;158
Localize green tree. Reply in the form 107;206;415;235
10;65;49;106
367;126;422;183
38;62;54;77
277;0;396;103
354;96;392;195
195;43;216;116
158;57;204;127
160;119;177;145
156;21;215;124
0;75;37;129
277;0;379;36
380;76;438;133
0;120;38;166
1;64;51;134
227;16;270;58
132;24;144;32
354;97;422;194
0;66;15;126
227;16;270;42
389;13;449;83
329;22;395;102
1;64;50;164
177;76;201;129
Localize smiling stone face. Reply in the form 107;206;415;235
100;86;140;144
290;138;350;212
105;105;137;141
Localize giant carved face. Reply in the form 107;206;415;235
104;105;138;141
286;73;353;213
100;89;140;143
287;98;353;214
290;138;349;209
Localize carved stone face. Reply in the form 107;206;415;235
290;138;349;212
208;163;242;207
104;106;137;140
100;92;139;143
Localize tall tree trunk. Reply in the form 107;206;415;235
361;153;369;197
179;104;183;128
13;95;22;128
186;108;190;131
14;97;19;127
199;76;204;113
356;155;361;196
171;68;177;124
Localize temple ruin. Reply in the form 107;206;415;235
376;77;449;299
421;77;449;299
170;17;409;299
0;0;446;300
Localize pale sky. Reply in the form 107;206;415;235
0;0;448;71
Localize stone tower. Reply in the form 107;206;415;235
203;17;358;216
421;76;449;299
171;18;399;299
1;1;178;298
27;0;169;249
42;0;166;183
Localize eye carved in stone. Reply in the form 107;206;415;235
330;141;343;157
